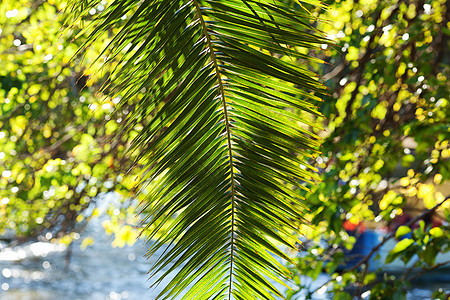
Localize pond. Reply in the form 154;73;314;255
0;217;448;299
0;217;166;300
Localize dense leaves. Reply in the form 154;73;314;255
288;0;450;298
0;0;140;243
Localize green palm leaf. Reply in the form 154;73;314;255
65;0;328;298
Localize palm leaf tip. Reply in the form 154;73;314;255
65;0;328;298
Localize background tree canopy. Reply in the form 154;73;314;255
0;0;141;245
287;0;450;298
1;0;449;299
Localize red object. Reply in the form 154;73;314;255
343;220;365;232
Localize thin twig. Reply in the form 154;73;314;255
407;260;450;282
353;262;369;299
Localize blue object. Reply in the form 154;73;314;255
344;230;381;271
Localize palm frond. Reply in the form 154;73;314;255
65;0;328;298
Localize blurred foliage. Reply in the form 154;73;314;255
1;0;449;297
288;0;450;298
0;0;141;245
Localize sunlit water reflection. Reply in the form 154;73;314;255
0;218;448;299
0;217;170;300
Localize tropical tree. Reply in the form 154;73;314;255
63;0;329;299
287;0;450;298
0;0;141;245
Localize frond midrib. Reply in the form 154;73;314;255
192;1;237;298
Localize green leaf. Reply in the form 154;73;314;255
392;238;414;253
386;238;414;264
64;0;328;298
395;225;411;239
420;245;438;266
335;291;352;300
429;227;444;238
